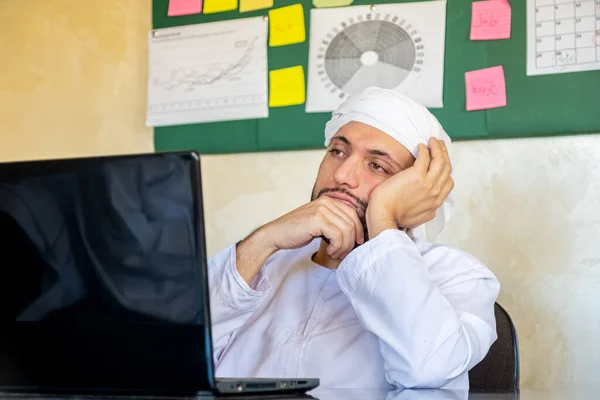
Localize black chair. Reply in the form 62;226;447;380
469;302;520;392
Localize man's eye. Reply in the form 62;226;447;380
370;162;387;173
330;149;344;157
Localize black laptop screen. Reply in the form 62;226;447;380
0;153;203;324
0;153;212;392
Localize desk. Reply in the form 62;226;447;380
0;389;597;400
311;388;596;400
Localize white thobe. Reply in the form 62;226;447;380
208;229;500;389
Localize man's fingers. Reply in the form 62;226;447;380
426;139;453;197
439;140;452;175
327;200;365;245
437;177;454;206
432;159;452;196
425;139;447;184
440;140;450;156
325;212;354;259
413;143;431;173
428;137;443;160
408;179;451;228
318;209;355;259
318;218;345;257
436;141;453;195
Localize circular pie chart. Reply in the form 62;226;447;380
322;20;419;95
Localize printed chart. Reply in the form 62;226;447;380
527;0;600;75
306;1;447;112
146;17;268;127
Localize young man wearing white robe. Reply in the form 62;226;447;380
208;87;500;390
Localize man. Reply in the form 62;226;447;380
208;87;500;389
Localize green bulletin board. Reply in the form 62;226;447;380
152;0;600;154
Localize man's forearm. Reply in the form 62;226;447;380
236;226;277;285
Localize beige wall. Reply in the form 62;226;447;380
2;0;599;391
0;0;153;161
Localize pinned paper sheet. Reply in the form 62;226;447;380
268;4;306;47
470;0;511;40
168;0;203;16
203;0;237;14
240;0;273;13
269;66;305;107
465;66;507;111
313;0;354;7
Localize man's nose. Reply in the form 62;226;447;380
333;157;360;189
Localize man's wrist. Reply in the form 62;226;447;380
247;225;278;255
236;225;278;284
367;218;398;240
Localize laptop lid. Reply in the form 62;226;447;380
0;152;215;394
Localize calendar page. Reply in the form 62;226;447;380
527;0;600;75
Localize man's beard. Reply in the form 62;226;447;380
311;184;369;246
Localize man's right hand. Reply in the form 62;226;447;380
236;197;364;285
265;196;365;258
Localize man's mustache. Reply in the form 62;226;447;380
316;187;368;214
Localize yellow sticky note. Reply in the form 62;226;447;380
268;4;306;47
313;0;354;8
203;0;237;13
269;66;305;107
240;0;273;13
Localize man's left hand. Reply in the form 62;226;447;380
366;138;453;240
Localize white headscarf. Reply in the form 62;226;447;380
324;87;453;242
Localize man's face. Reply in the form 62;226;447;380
311;121;416;242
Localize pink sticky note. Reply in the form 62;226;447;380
465;66;507;111
470;0;511;40
168;0;203;16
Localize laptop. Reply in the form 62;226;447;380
0;151;319;396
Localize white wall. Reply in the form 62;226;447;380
201;134;600;389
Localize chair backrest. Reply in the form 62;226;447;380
469;302;520;392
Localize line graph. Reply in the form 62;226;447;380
147;17;268;127
152;36;259;91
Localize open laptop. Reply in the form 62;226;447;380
0;151;319;396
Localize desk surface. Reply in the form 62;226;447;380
0;389;597;400
310;388;596;400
